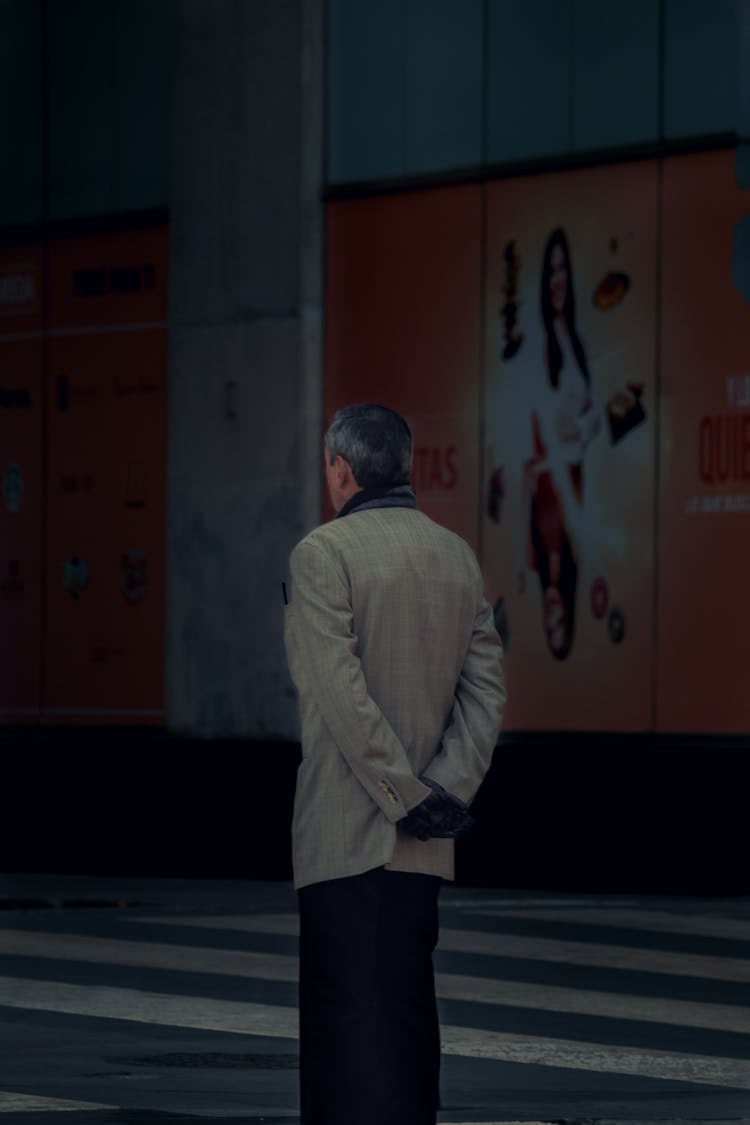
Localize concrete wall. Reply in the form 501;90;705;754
166;0;323;737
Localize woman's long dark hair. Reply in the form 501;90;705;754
540;228;589;390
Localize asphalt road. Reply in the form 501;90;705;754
0;875;749;1124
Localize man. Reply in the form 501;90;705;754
284;403;505;1125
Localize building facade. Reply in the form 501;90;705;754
2;0;748;739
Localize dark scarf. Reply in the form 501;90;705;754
336;482;418;519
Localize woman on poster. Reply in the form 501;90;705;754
521;227;600;659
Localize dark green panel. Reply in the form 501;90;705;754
404;0;482;175
664;0;737;138
327;0;404;184
572;0;659;151
0;0;43;225
114;0;169;211
486;0;572;165
47;0;115;219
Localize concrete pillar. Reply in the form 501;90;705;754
166;0;323;737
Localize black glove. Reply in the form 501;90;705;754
400;777;475;841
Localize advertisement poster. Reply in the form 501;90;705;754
482;163;658;730
43;227;168;722
657;150;750;732
0;242;44;719
325;187;483;548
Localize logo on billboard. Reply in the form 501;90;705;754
3;464;24;513
113;375;160;398
607;606;626;645
123;461;147;508
500;240;524;360
593;271;631;311
412;446;458;492
72;264;156;298
90;644;126;664
121;549;148;603
590;576;609;620
56;374;98;411
0;388;31;408
63;556;90;599
60;474;94;495
0;267;38;317
0;559;24;602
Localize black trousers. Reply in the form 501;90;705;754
298;866;442;1125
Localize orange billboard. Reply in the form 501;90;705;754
42;226;168;722
656;150;750;732
321;151;750;735
0;226;168;725
325;187;483;548
0;241;44;719
482;162;659;730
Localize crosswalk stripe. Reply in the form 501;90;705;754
443;897;638;909
474;907;750;942
0;930;298;983
0;976;748;1089
436;929;750;983
131;913;750;983
0;1091;114;1113
0;974;298;1037
440;1023;750;1088
432;971;750;1034
2;929;748;1034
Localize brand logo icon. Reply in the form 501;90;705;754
607;605;626;645
56;374;98;412
0;388;31;408
591;577;609;620
123;461;147;508
72;264;156;298
0;267;38;316
60;474;94;495
63;557;90;599
3;464;23;513
122;549;148;603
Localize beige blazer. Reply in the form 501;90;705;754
284;506;505;890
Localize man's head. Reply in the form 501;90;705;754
324;403;413;513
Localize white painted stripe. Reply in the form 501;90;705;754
0;976;748;1089
440;1024;750;1089
132;913;750;983
436;930;750;984
3;929;749;1034
0;974;299;1037
474;907;750;942
0;1091;114;1113
130;912;301;936
444;897;638;909
0;931;300;982
432;972;750;1034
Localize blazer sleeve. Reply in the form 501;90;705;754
422;566;506;805
285;537;431;822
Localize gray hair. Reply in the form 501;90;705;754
325;403;413;489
